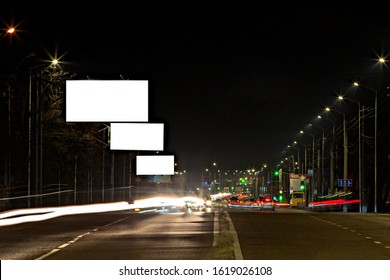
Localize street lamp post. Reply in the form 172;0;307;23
29;60;58;207
300;130;315;203
325;107;348;192
317;114;335;194
293;141;307;174
97;124;110;202
353;82;378;213
287;144;300;173
308;123;325;196
337;95;362;212
2;27;16;208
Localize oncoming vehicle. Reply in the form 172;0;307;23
290;191;305;207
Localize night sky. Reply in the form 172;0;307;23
2;3;390;185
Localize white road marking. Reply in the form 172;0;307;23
226;211;243;260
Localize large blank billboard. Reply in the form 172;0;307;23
66;80;148;122
136;155;175;175
110;123;164;151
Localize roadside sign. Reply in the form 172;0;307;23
307;168;313;176
337;179;352;187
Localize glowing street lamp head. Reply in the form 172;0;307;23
1;26;16;39
325;107;331;112
338;95;344;100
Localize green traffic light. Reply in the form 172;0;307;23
274;170;279;176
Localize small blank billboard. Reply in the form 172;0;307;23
110;123;164;151
66;80;148;122
136;155;175;175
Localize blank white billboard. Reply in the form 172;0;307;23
110;123;164;151
136;155;175;175
66;80;148;122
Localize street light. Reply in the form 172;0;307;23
317;114;336;194
287;144;299;173
337;94;362;212
280;150;294;174
353;82;378;213
27;58;60;207
308;123;325;196
299;130;315;203
293;141;307;174
97;124;110;203
0;27;15;38
325;106;348;191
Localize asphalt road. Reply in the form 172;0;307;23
0;208;216;260
229;207;390;259
0;206;389;260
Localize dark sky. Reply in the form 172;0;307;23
2;3;390;184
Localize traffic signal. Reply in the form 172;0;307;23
273;170;279;176
216;186;221;191
239;177;247;186
300;181;305;190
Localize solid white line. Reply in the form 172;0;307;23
226;211;243;260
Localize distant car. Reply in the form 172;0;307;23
227;196;241;208
239;197;258;207
257;196;275;211
228;196;260;209
184;200;205;210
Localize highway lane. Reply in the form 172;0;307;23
0;208;218;260
229;207;390;259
